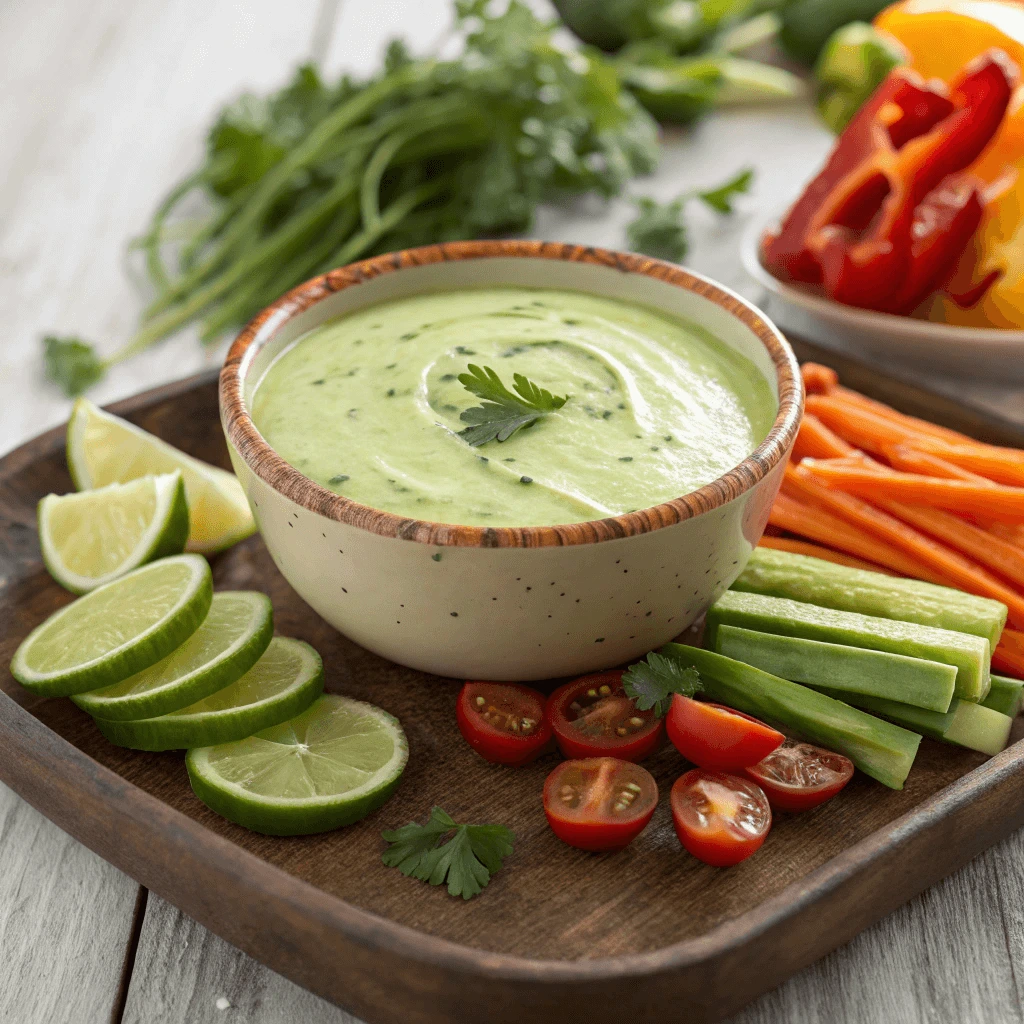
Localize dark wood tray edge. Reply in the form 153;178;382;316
3;365;1024;1023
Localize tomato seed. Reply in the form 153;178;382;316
474;695;486;707
598;685;611;696
628;716;643;728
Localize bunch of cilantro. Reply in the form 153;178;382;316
45;0;660;396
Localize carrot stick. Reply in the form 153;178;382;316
770;488;947;582
793;414;857;461
883;447;1024;543
801;362;839;395
994;629;1024;679
801;459;1024;522
805;395;916;454
1000;628;1024;657
832;387;974;445
900;438;1024;488
987;522;1024;549
882;443;994;483
876;503;1024;626
757;535;895;574
789;464;1022;621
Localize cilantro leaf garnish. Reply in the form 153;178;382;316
43;335;107;397
626;167;754;263
381;806;515;900
695;168;754;214
622;652;703;718
457;364;569;447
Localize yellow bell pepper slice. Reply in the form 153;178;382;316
877;0;1024;327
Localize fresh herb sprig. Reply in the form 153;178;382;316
45;0;659;396
457;364;569;447
382;806;515;900
627;167;754;263
622;651;703;718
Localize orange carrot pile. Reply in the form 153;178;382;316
765;363;1024;677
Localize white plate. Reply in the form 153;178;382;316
740;215;1024;383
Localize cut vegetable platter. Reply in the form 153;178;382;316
3;341;1024;1024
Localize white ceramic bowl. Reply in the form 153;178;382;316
741;216;1024;383
220;241;802;680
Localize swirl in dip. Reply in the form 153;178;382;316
250;287;775;527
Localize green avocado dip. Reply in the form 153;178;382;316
251;287;775;527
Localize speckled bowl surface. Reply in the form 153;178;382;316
220;241;802;680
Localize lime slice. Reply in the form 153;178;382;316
67;398;254;554
39;471;189;594
73;591;273;721
11;554;212;697
186;694;408;835
93;636;323;751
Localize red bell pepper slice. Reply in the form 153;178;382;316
882;174;984;315
762;73;953;285
762;51;1017;314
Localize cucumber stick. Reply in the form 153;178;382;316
662;644;921;790
732;548;1007;650
814;687;1012;757
714;625;956;713
706;590;990;702
982;675;1024;718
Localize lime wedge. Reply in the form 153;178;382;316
39;472;189;594
67;398;254;554
93;636;323;751
11;554;212;696
186;694;408;835
73;591;273;721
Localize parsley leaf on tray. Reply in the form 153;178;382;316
382;805;515;900
627;167;754;263
457;364;569;447
43;336;106;398
622;652;703;718
696;167;754;214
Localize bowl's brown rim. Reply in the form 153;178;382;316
220;240;803;548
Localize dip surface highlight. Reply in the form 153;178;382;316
251;288;775;527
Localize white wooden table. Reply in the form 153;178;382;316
4;2;1024;1021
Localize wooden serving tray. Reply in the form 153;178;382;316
2;340;1024;1024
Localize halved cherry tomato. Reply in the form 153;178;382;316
543;757;658;852
547;671;663;762
666;696;784;770
671;769;772;867
744;739;854;813
457;681;552;765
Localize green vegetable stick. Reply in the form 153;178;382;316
714;625;956;713
662;644;921;790
814;21;907;134
707;590;991;702
732;547;1007;650
813;688;1013;757
982;675;1024;719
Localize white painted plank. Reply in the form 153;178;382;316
121;894;357;1024
0;782;139;1024
731;837;1024;1024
